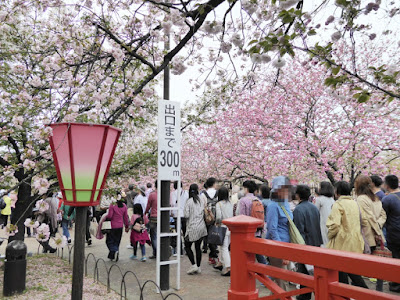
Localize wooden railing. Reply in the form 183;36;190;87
223;215;400;300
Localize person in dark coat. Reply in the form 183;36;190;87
293;185;323;300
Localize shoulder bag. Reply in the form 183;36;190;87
207;225;227;245
281;206;305;245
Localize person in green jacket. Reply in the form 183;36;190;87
59;203;75;243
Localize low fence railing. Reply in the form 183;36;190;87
223;215;400;300
36;243;182;300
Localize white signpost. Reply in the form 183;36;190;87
157;99;181;290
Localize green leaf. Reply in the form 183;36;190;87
198;5;204;15
248;39;259;45
287;47;295;57
357;93;370;103
308;29;316;36
325;77;338;87
332;66;341;75
282;14;294;24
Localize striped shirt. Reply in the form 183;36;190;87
184;197;207;242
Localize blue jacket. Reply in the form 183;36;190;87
293;200;323;247
266;200;292;243
261;198;271;222
382;192;400;246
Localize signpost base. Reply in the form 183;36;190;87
71;207;86;300
160;180;170;291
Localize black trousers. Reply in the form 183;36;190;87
388;243;400;292
106;228;123;259
339;272;368;289
296;264;312;300
185;239;203;267
86;215;91;242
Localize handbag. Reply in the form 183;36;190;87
133;222;143;233
204;205;215;225
372;236;392;258
101;220;112;234
207;225;227;245
89;219;98;236
281;206;305;245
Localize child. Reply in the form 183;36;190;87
130;204;150;262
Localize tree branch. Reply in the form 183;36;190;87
94;22;156;73
105;0;226;125
294;46;400;100
0;156;10;167
8;136;23;164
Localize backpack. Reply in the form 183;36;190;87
0;197;6;210
204;206;215;225
203;191;218;225
251;198;265;230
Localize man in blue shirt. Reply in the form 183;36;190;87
266;176;292;292
382;175;400;293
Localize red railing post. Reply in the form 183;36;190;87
223;216;264;300
314;266;340;300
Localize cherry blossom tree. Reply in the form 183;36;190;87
182;58;400;185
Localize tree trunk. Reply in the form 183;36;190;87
325;171;336;185
9;180;32;242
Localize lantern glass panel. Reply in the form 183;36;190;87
94;128;119;200
70;125;105;203
51;124;73;191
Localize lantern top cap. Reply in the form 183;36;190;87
48;122;122;133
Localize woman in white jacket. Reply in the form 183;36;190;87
314;181;335;247
214;186;233;276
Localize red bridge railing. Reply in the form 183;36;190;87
223;215;400;300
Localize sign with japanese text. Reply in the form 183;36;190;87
157;100;181;181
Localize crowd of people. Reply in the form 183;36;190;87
2;173;400;297
165;174;398;296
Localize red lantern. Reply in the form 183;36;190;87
48;123;121;207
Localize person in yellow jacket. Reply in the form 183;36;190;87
0;190;12;228
354;175;386;291
326;181;368;289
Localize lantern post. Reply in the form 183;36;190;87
48;123;121;300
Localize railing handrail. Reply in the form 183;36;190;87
223;215;400;300
242;237;400;283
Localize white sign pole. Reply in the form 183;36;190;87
157;99;181;290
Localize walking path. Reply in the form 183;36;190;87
0;226;396;299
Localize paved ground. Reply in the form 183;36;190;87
0;226;397;300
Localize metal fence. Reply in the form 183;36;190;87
36;244;183;300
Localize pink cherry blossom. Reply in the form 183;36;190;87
35;199;50;213
36;223;50;242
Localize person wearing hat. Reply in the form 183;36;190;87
134;186;148;214
265;176;293;291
